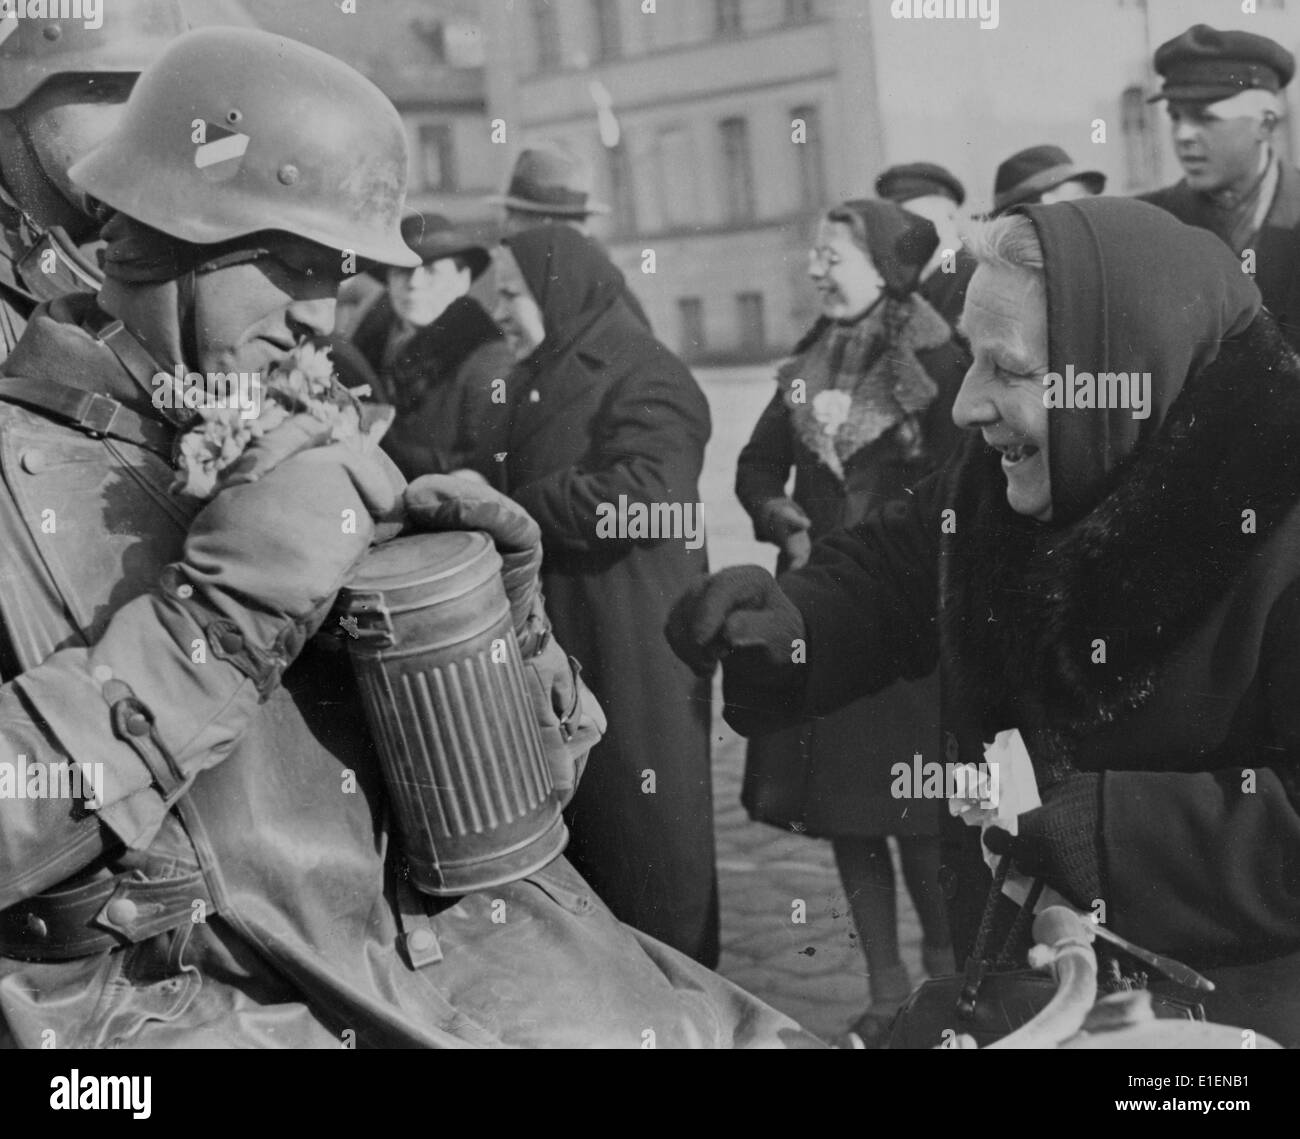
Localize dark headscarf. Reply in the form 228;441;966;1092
1016;197;1262;523
828;198;939;300
502;225;631;376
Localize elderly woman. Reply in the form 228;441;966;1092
734;198;969;1044
491;225;717;966
670;197;1300;1048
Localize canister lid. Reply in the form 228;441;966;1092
341;530;501;608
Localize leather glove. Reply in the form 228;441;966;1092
403;474;542;636
522;633;606;806
983;772;1104;911
174;440;382;695
666;564;806;688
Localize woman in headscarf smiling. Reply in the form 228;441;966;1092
670;197;1300;1047
493;225;717;967
734;198;969;1046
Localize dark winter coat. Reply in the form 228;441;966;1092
351;293;514;481
500;231;716;963
734;310;969;837
735;313;1300;1046
1140;160;1300;349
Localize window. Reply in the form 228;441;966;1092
719;117;755;222
714;0;743;37
417;124;455;192
531;1;562;72
737;292;766;351
592;0;622;61
607;142;637;235
678;298;705;358
791;104;826;207
785;0;815;22
655;126;696;228
1120;84;1157;191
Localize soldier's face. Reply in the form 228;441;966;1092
1168;101;1269;194
954;263;1053;522
193;247;343;379
12;74;136;232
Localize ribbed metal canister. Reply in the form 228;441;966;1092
339;531;566;895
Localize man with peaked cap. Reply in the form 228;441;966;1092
0;26;823;1049
1139;24;1300;348
351;212;514;482
877;160;976;330
0;0;188;361
491;142;652;330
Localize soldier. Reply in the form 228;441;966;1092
0;0;187;359
1139;24;1300;348
0;27;820;1049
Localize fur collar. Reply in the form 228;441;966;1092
940;314;1300;740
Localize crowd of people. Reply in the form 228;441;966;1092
0;5;1295;1050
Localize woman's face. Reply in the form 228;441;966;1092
492;246;547;361
952;263;1053;522
808;218;885;321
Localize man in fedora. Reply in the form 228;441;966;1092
491;142;652;330
1139;24;1300;348
877;161;976;330
351;211;514;481
990;145;1106;217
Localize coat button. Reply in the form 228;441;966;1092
24;913;47;939
218;630;244;654
105;898;139;927
938;865;958;900
408;928;437;953
528;389;540;403
20;449;47;474
125;711;150;736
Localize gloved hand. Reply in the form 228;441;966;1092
522;631;606;806
403;474;542;635
666;565;806;688
983;772;1104;911
174;441;381;694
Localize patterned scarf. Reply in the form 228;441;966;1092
778;293;953;479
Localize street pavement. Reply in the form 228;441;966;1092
695;366;924;1045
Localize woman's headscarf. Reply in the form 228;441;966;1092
1017;197;1262;523
502;225;632;375
826;198;939;301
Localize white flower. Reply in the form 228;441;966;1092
811;389;852;436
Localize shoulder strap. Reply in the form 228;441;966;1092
0;374;174;459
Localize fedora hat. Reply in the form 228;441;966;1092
488;144;611;217
991;145;1106;216
366;212;491;281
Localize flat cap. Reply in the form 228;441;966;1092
876;161;965;207
1152;24;1295;103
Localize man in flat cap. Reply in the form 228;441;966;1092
1140;24;1300;347
876;161;975;331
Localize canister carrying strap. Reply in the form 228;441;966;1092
0;868;211;962
0;375;174;460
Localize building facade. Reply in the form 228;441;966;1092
481;0;1298;363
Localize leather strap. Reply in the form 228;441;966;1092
0;374;175;459
0;868;211;962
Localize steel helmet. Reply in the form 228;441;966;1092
0;0;188;111
68;26;419;268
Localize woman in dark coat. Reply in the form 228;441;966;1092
673;198;1300;1048
735;199;969;1042
492;225;717;966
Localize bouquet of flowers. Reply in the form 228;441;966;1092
171;341;379;501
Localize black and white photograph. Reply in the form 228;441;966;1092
0;0;1295;1105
